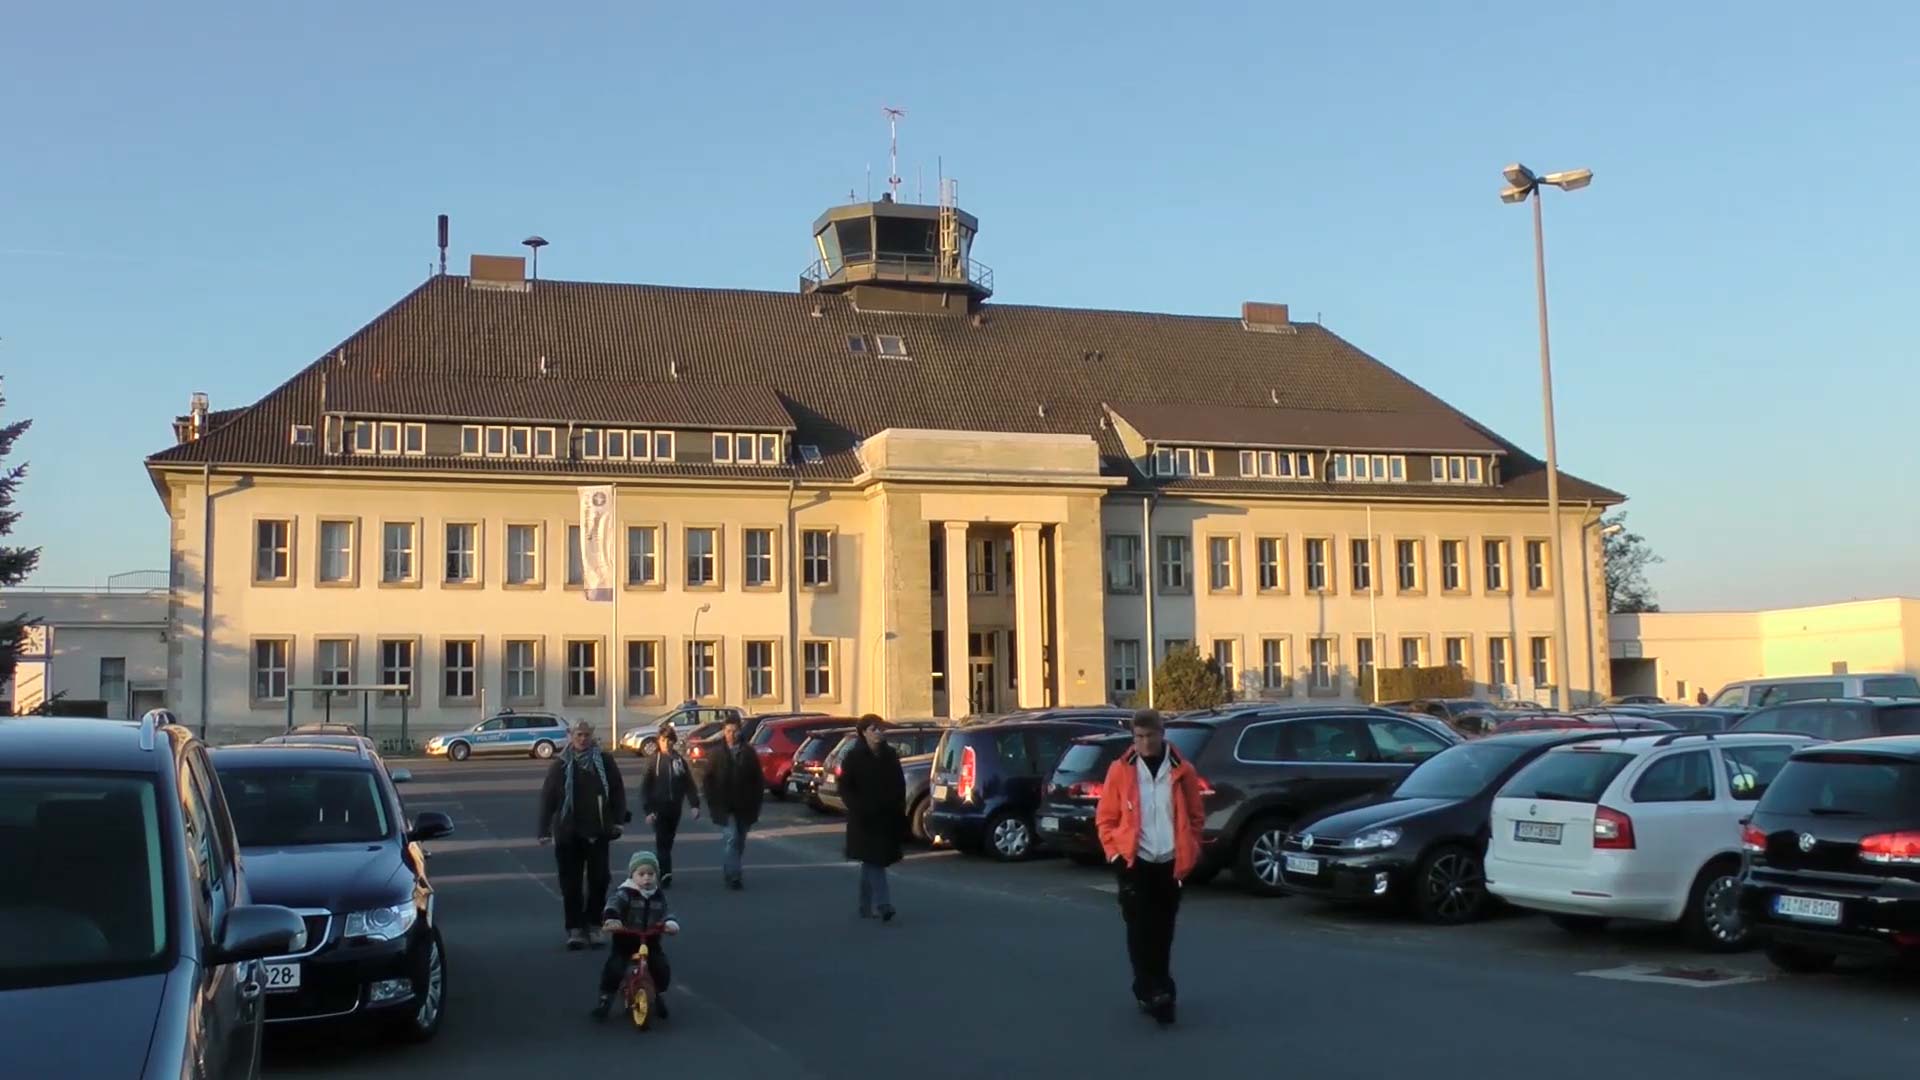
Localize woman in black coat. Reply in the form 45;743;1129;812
840;715;907;922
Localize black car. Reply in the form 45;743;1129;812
901;752;937;843
210;743;453;1041
1037;724;1214;865
789;727;856;807
1577;705;1746;733
926;713;1130;861
0;712;305;1079
1279;730;1621;923
1732;697;1920;742
1174;705;1462;894
1385;699;1502;738
1739;736;1920;973
817;724;947;815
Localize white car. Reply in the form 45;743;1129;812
1485;732;1817;951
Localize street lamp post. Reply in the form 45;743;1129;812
1502;162;1592;710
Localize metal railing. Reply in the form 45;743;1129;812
802;254;994;294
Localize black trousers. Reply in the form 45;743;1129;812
1116;859;1181;1002
599;940;671;995
555;837;611;930
650;806;683;881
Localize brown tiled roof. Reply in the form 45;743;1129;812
1106;402;1503;454
146;275;1621;504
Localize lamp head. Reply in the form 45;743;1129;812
1502;163;1537;187
1500;185;1532;204
1542;168;1594;191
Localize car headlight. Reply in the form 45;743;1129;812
344;902;417;942
1349;828;1403;851
426;736;443;748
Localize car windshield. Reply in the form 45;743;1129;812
1740;703;1876;741
1396;742;1532;800
1863;676;1920;698
1759;755;1920;818
1498;750;1635;803
219;767;391;846
0;772;170;990
1167;726;1212;761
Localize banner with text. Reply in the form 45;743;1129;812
578;485;616;602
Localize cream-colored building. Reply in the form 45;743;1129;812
0;585;170;718
1610;597;1920;703
145;198;1623;743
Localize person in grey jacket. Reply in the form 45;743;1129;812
638;726;701;887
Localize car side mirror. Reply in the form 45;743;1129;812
409;811;455;843
389;768;413;785
209;905;306;964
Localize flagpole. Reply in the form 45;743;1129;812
609;484;620;747
1367;503;1379;704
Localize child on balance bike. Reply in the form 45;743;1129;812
593;851;680;1022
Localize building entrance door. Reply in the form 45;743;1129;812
969;659;997;715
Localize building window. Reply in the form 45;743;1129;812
1401;637;1425;668
378;422;402;455
484;425;507;457
504;639;539;702
1175;448;1195;477
1261;638;1290;693
379;639;415;701
1256;537;1285;592
745;640;777;699
875;334;909;358
1444;636;1469;674
1440;540;1464;592
507;524;541;586
350;420;375;453
802;529;833;587
317;639;354;697
1111;639;1140;699
1355;636;1376;697
1484;539;1508;592
581;428;603;459
1531;636;1552;688
444;522;478;584
1105;535;1141;593
1430;455;1486;485
605;429;628;461
1332;453;1406;483
566;640;600;700
1152;447;1175;476
712;432;732;463
931;629;946;692
534;427;557;458
967;538;997;594
403;422;425;454
735;433;755;464
1489;637;1511;687
1526;540;1549;592
443;639;477;700
626;640;660;701
627;526;659;586
566;525;584;587
653;431;676;462
1350;538;1373;592
685;527;718;588
252;640;289;702
629;430;652;462
1208;537;1237;592
1309;637;1336;692
1396;539;1421;592
802;641;834;699
759;433;780;463
318;520;355;584
1212;639;1238;696
461;425;482;456
744;529;775;588
686;640;718;700
1163;639;1192;661
510;426;532;458
1304;538;1330;592
254;520;292;583
381;522;417;584
1156;536;1190;593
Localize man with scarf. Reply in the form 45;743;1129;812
700;714;764;890
538;719;628;949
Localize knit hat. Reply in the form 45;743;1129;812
628;851;661;877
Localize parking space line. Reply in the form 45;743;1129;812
1577;963;1772;988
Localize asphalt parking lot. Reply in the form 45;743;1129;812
265;757;1920;1080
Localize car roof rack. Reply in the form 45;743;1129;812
1651;731;1719;747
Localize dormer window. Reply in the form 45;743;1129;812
1430;455;1486;485
875;335;909;358
1332;453;1407;483
846;335;868;355
289;424;315;447
1151;446;1213;478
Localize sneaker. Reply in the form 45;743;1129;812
591;994;612;1021
585;927;603;949
566;929;587;951
662;872;674;889
727;878;743;891
879;905;896;924
1149;993;1176;1026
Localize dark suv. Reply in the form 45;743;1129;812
926;711;1132;860
0;712;304;1079
1739;736;1920;973
817;723;948;815
1732;698;1920;742
210;743;453;1040
1038;725;1214;865
1175;704;1460;894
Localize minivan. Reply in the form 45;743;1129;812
1710;673;1919;709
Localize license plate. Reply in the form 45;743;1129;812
932;784;949;801
260;962;301;992
1774;895;1843;924
1514;821;1563;844
1039;816;1060;832
1284;854;1319;876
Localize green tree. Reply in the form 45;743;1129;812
0;378;40;693
1603;512;1661;614
1139;645;1231;712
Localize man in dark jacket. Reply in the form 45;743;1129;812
700;715;763;890
638;725;701;887
538;720;628;949
840;714;906;922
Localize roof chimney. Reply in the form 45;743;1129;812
189;392;209;439
437;214;449;275
1241;301;1292;333
468;254;529;293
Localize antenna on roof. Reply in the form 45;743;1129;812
522;236;548;282
883;105;906;202
437;214;449;275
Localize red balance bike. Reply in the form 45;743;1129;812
610;924;668;1030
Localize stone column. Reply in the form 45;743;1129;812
943;521;972;718
1013;523;1048;709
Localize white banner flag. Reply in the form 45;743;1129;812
578;485;616;602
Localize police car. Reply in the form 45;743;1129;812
424;711;571;762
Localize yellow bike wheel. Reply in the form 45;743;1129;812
629;986;653;1029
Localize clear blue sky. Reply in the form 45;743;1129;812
4;3;1914;610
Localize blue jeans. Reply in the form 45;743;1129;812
858;862;892;914
720;819;749;883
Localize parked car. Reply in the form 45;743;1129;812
1604;695;1666;706
788;727;856;807
750;714;851;795
0;712;305;1080
1578;706;1748;734
1739;736;1920;973
1484;731;1815;950
1279;731;1623;923
1711;673;1920;708
1037;725;1214;865
901;752;937;843
926;713;1129;860
1493;713;1677;735
259;733;377;752
817;724;948;815
1732;698;1920;741
619;705;745;756
210;742;453;1040
1384;699;1503;738
424;711;569;761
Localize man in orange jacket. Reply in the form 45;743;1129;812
1095;708;1206;1025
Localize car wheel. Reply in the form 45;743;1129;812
1235;816;1291;896
985;812;1034;861
531;740;556;760
1415;844;1489;925
1764;942;1837;975
1683;860;1750;952
392;929;446;1043
447;742;471;762
908;797;931;844
1547;913;1611;935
